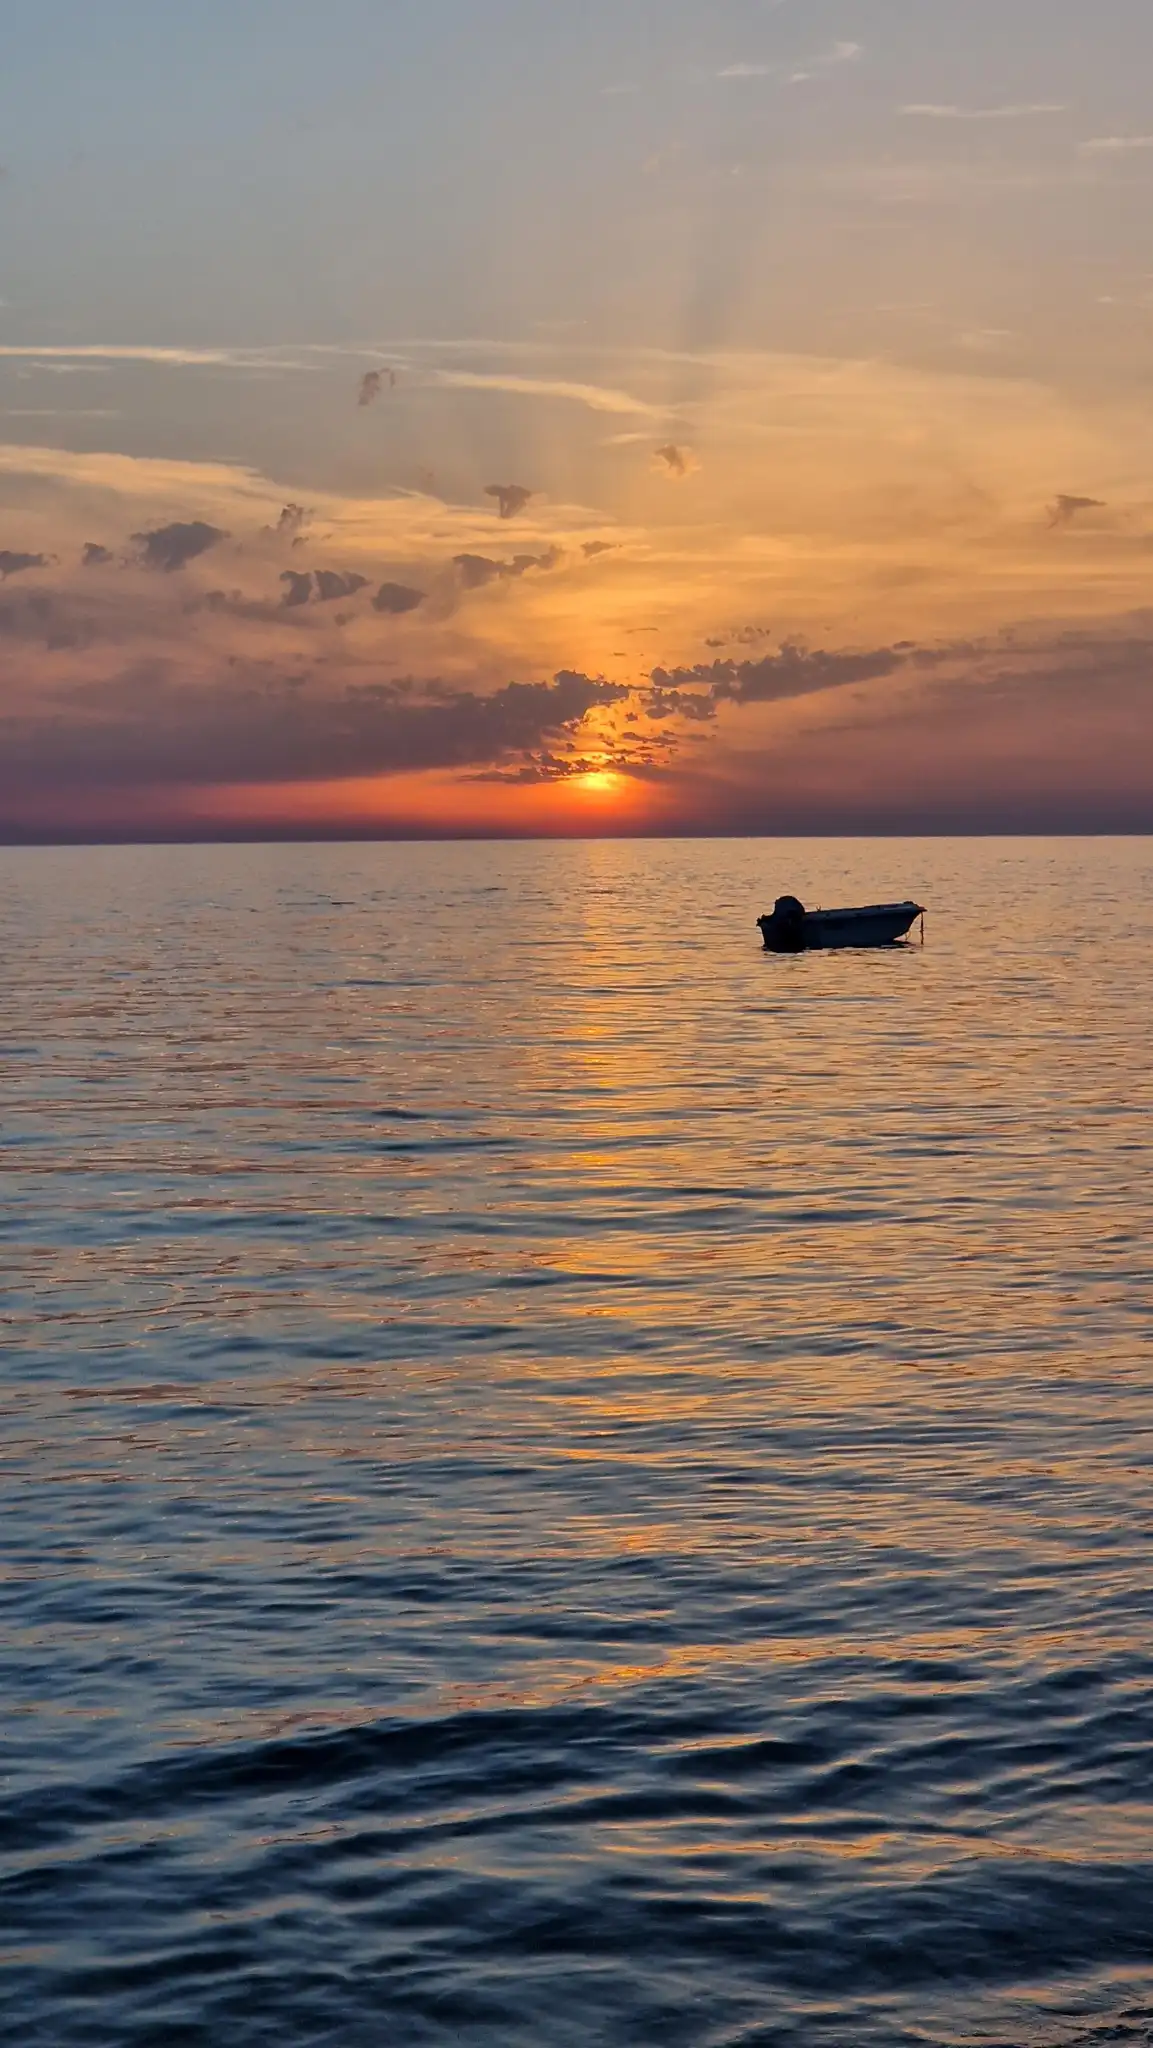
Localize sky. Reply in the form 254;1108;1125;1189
3;0;1153;839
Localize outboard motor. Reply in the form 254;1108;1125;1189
758;894;807;952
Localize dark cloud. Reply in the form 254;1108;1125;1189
582;541;617;558
1048;494;1106;528
357;368;396;407
313;570;369;602
265;503;310;542
484;484;535;520
372;581;426;615
704;624;775;649
0;668;630;798
0;550;48;579
9;606;1153;834
653;642;908;706
280;570;313;608
276;565;375;615
644;686;717;723
474;751;609;786
0;591;70;644
81;542;114;567
454;553;503;590
190;588;284;623
669;626;1153;834
508;548;561;575
654;444;690;478
472;734;671;786
454;547;561;590
132;521;227;572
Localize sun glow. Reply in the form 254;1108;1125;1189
575;769;625;796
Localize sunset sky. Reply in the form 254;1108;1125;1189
3;0;1153;837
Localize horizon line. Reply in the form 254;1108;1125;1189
2;826;1151;850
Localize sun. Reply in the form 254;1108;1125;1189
575;769;624;795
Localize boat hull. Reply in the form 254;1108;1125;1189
759;902;923;951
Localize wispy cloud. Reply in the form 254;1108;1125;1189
791;41;862;83
436;370;666;419
718;44;860;86
1080;134;1153;154
902;103;1065;121
0;344;294;368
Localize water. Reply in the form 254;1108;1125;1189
2;837;1151;2048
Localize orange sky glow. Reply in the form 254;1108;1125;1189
3;1;1153;836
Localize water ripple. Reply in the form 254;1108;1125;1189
1;838;1151;2047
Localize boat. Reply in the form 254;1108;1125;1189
758;895;924;952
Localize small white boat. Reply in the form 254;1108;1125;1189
758;895;924;951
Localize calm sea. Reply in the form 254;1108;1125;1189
3;838;1151;2048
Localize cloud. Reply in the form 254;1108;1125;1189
280;570;313;607
654;444;695;478
653;642;908;706
81;542;114;566
265;503;310;541
470;742;666;787
644;686;717;722
454;554;504;590
506;548;562;576
0;344;272;367
902;103;1065;121
582;541;617;557
357;368;396;407
1080;135;1153;154
132;520;227;572
453;547;561;589
689;622;1153;833
1047;494;1106;528
372;581;426;615
0;668;631;798
717;41;860;85
791;41;862;81
440;371;665;418
313;570;369;602
0;550;48;578
484;484;535;519
0;591;63;643
271;565;374;613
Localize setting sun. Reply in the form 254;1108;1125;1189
576;770;626;796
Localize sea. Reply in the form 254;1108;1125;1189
2;836;1151;2048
